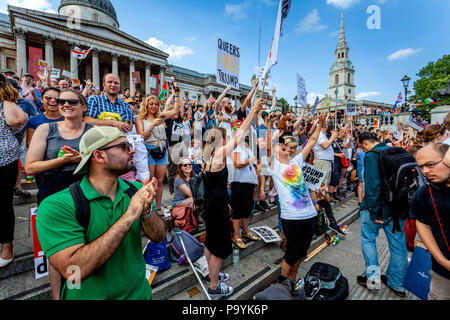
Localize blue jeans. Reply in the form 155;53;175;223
360;210;408;292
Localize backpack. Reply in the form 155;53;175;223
168;229;204;265
143;238;171;272
255;278;306;300
314;210;328;236
168;203;198;234
370;147;420;233
69;179;139;239
305;262;349;300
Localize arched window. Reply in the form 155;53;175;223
93;14;99;23
335;74;339;85
348;73;351;83
338;53;340;59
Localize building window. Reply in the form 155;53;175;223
93;14;99;23
338;53;340;59
348;73;351;83
349;89;351;94
335;74;339;85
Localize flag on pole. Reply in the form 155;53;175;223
393;92;403;109
424;98;436;104
159;82;168;100
262;0;292;78
326;96;331;107
72;47;92;60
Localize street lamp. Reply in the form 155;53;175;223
401;75;411;109
293;96;298;113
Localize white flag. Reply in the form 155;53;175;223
72;47;92;60
263;0;292;78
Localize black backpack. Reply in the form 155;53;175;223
305;262;349;300
370;147;420;232
69;179;138;240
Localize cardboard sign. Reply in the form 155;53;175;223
50;68;60;81
296;73;307;107
216;38;240;90
250;226;281;243
31;207;48;279
150;76;157;89
71;78;81;87
132;71;141;84
302;163;326;192
255;66;273;91
62;70;72;78
346;102;358;116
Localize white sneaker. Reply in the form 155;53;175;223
0;256;14;268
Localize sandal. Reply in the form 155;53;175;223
232;238;247;249
242;231;259;241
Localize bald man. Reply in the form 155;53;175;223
412;143;450;300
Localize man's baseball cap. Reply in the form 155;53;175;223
261;111;269;119
74;126;126;175
124;98;136;104
0;68;15;75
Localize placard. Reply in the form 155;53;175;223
255;66;273;91
62;70;72;78
302;163;326;192
296;73;307;107
71;78;81;87
31;207;48;279
216;38;240;90
345;102;358;116
150;76;157;89
132;71;141;84
50;68;60;81
250;226;281;243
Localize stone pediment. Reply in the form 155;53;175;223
8;5;169;62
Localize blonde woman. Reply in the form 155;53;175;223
136;93;180;214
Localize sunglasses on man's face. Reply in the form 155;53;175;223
56;98;79;106
98;141;133;152
44;95;58;101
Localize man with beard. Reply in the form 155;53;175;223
216;85;234;139
36;126;165;300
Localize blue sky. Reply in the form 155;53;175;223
2;0;449;105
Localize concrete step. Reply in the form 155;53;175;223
20;180;37;191
13;189;38;206
0;267;51;301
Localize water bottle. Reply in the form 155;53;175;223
332;237;340;246
232;245;239;265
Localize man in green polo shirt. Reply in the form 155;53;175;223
36;126;166;300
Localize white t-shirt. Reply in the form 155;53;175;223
444;136;450;146
266;154;317;220
313;131;334;161
219;112;233;138
229;145;258;185
183;120;191;136
189;146;202;164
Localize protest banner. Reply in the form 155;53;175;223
346;101;358;116
216;38;240;90
31;207;48;279
28;46;43;80
296;73;307;107
255;66;273;91
302;163;326;192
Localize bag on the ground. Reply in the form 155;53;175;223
305;262;349;300
370;147;421;232
315;210;328;235
169;203;198;234
143;238;171;272
255;278;306;300
168;229;204;265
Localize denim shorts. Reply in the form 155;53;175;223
145;144;169;166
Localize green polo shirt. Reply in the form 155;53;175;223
36;176;151;300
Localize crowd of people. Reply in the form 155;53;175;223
0;65;449;301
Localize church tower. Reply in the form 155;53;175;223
328;13;355;105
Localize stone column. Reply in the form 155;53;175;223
159;65;166;91
68;42;78;79
43;35;54;67
14;28;27;76
129;57;136;95
111;53;119;76
0;49;6;69
145;62;151;96
92;48;100;88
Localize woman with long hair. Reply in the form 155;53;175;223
173;157;194;208
0;74;28;268
136;92;180;214
202;97;263;297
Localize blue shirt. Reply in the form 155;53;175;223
26;113;63;130
15;99;41;143
87;95;135;123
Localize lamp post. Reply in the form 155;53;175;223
293;96;298;115
401;75;411;110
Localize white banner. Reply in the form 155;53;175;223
62;70;72;78
302;163;326;192
216;38;240;90
50;68;60;81
255;67;273;91
296;73;307;107
345;102;358;116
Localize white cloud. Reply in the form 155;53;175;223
146;37;194;60
356;91;381;100
326;0;360;10
306;92;326;105
224;3;251;20
0;0;57;14
387;48;423;61
296;9;327;34
329;30;339;37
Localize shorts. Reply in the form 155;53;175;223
281;217;315;266
329;158;342;187
145;144;169;166
231;182;256;219
313;159;332;186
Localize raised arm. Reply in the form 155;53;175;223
241;79;259;112
270;87;277;111
214;85;232;112
301;114;325;159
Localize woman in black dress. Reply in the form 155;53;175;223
202;97;263;297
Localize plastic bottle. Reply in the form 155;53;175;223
57;148;66;158
294;277;305;292
332;237;340;246
232;245;240;265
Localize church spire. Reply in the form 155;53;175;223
337;12;347;50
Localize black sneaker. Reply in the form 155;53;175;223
381;275;406;298
254;202;266;212
14;188;31;198
357;274;368;287
207;282;233;297
206;272;230;284
329;224;346;236
259;200;270;211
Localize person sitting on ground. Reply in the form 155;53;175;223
173;157;194;208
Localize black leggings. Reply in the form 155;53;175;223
0;160;18;244
231;182;255;220
317;200;337;226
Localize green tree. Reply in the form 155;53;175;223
411;54;450;121
278;98;289;112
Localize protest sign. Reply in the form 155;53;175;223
296;73;307;107
250;226;281;243
62;70;72;78
346;101;358;116
405;120;423;132
50;68;60;81
71;78;81;87
216;38;240;90
302;163;326;192
255;66;273;91
132;71;141;84
150;76;157;89
31;207;48;279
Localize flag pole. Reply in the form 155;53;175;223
260;73;268;100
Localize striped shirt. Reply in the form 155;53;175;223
87;94;135;123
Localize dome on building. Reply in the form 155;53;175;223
59;0;119;28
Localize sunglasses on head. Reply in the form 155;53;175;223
98;141;132;152
56;98;79;106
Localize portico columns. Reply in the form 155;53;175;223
159;65;166;92
145;62;151;96
14;28;27;76
92;48;100;88
111;53;119;76
68;42;78;79
129;58;136;96
43;35;54;67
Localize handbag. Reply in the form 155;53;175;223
403;244;432;300
336;142;349;168
143;238;171;272
147;141;167;160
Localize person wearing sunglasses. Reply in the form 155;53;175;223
36;126;165;300
25;87;63;149
173;158;194;208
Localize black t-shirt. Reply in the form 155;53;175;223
236;107;247;121
411;184;450;279
332;138;344;154
165;116;185;147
